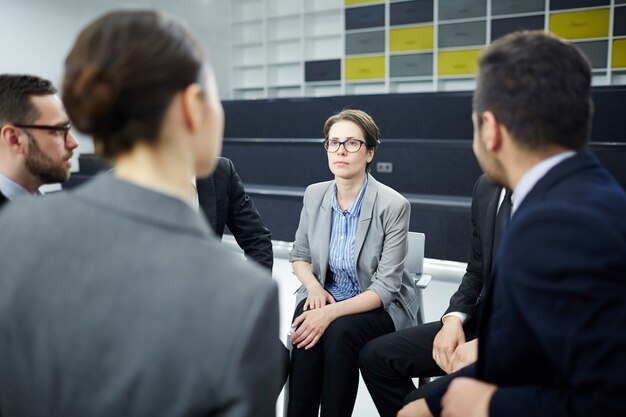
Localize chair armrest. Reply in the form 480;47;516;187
414;274;432;289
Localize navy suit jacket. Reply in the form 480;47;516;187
426;152;626;417
444;174;501;324
196;157;273;271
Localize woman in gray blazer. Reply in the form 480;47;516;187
287;109;418;417
0;11;282;417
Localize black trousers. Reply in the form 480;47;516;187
287;299;395;417
358;320;477;417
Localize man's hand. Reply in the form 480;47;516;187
449;339;478;372
441;377;496;417
433;316;466;373
397;398;433;417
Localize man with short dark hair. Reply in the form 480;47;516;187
399;31;626;417
0;74;78;207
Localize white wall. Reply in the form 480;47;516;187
0;0;231;154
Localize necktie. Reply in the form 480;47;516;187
492;189;513;259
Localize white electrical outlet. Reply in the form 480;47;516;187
376;162;393;173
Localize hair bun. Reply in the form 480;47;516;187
63;65;118;136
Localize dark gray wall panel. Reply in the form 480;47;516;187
305;59;341;82
390;0;433;25
550;0;609;10
614;6;626;36
345;4;385;30
439;0;486;21
492;0;544;15
491;15;544;41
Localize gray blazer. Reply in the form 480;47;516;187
0;173;282;417
289;174;418;330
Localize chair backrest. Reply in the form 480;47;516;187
406;231;425;276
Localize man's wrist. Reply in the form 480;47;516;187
442;311;468;325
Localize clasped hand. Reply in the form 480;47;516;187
290;289;336;350
432;317;477;373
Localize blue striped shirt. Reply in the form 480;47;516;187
324;177;368;301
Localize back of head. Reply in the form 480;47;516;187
0;74;56;126
473;31;592;151
62;10;205;158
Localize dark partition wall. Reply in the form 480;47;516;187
224;87;626;141
67;87;626;262
221;86;626;261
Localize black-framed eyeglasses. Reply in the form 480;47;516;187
324;138;366;153
12;122;72;143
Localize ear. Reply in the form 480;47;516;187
0;125;26;154
366;147;375;163
479;111;502;153
180;83;205;133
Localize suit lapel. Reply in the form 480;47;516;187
482;186;501;279
318;184;334;284
354;174;376;264
196;177;218;232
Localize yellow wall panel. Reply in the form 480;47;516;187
438;49;481;76
345;0;382;5
613;39;626;68
390;26;434;52
549;9;609;40
346;56;385;80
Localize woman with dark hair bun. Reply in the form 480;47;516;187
0;10;283;417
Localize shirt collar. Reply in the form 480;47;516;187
512;150;576;213
331;175;368;216
0;173;32;200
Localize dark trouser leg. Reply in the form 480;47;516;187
287;299;323;417
287;300;395;417
276;339;290;399
358;321;445;417
403;372;455;405
319;308;394;417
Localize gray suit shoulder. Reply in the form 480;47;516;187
304;180;333;195
371;177;410;209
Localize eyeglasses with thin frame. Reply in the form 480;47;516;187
324;138;366;153
12;122;72;143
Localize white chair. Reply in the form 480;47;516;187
406;231;431;325
407;231;436;387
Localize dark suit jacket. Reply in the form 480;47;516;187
444;174;501;325
426;152;626;417
197;157;273;271
0;174;283;417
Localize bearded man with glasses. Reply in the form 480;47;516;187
0;74;79;208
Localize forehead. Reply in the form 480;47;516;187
29;94;68;124
328;120;364;138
